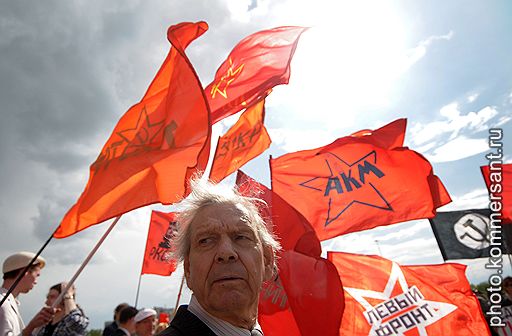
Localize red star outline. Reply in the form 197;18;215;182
116;105;166;158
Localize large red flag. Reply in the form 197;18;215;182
328;252;491;336
270;119;451;241
209;99;270;182
481;163;512;224
55;22;211;238
205;26;308;124
236;171;344;336
141;211;178;276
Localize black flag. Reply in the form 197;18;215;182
429;209;511;261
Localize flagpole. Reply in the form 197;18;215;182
52;215;122;309
134;274;142;308
375;239;383;256
0;229;56;308
172;275;186;318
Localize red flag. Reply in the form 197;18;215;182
328;252;491;336
481;163;512;224
209;99;271;182
236;170;319;253
270;119;451;241
55;22;211;238
236;171;344;336
141;211;178;276
205;26;308;124
258;274;302;336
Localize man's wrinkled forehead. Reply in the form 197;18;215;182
192;203;253;230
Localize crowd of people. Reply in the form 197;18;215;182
0;179;511;335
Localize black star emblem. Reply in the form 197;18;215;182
300;151;393;227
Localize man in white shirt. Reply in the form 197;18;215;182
0;251;55;336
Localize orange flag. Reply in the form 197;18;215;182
270;119;451;241
205;26;308;124
209;99;270;182
481;163;512;224
328;252;491;336
141;211;178;276
55;22;211;238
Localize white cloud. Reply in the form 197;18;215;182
467;92;479;103
408;103;505;162
425;136;488;162
440;188;489;211
401;31;454;73
268;127;336;153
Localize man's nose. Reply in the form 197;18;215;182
215;236;238;263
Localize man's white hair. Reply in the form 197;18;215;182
173;178;281;270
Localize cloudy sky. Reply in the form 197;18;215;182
1;0;511;330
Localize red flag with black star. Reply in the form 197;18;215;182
236;171;344;336
328;252;491;336
481;163;512;224
270;119;451;241
141;211;178;276
55;22;211;238
205;26;308;124
209;98;270;182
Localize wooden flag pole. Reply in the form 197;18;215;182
172;275;186;318
0;229;56;307
52;215;122;309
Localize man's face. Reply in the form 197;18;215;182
135;316;155;336
17;266;41;294
184;203;273;321
45;289;60;307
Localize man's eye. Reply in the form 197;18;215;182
198;237;213;245
236;234;251;241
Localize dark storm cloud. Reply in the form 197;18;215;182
0;0;255;266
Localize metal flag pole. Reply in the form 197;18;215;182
0;229;56;308
172;275;186;318
52;215;122;308
375;239;383;256
135;213;153;308
134;274;143;308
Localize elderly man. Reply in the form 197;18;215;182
158;180;280;336
134;308;157;336
0;251;56;336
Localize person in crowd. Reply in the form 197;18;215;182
134;308;156;336
114;306;138;336
503;276;512;306
154;322;169;335
1;251;56;336
103;303;129;336
158;179;280;336
34;282;89;336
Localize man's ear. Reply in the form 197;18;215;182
262;245;275;282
